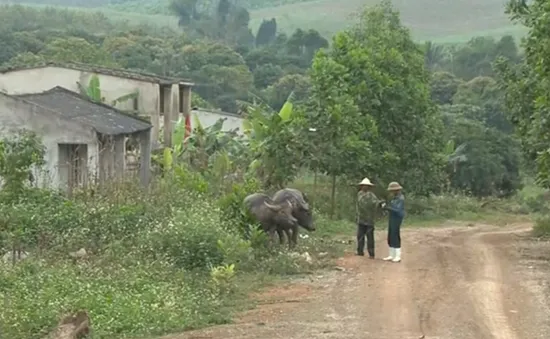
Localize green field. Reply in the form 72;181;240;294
249;0;527;42
6;0;527;42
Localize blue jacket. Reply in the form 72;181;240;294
385;193;405;228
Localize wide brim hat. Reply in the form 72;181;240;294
387;181;403;191
358;178;375;186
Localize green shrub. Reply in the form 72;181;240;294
138;197;228;271
0;177;332;338
533;215;550;237
516;183;549;214
217;178;262;239
292;174;531;222
0;259;228;339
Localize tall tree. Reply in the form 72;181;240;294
170;0;201;27
423;41;446;71
495;0;550;185
39;37;117;66
322;0;445;194
441;111;521;197
452;76;513;133
305;51;375;217
255;18;277;47
430;71;462;105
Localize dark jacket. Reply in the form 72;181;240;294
356;191;382;226
385;192;405;228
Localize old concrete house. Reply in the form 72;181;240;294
190;108;245;135
0;62;193;147
0;86;152;193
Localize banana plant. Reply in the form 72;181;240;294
242;92;298;188
77;74;139;108
157;116;189;172
441;139;468;192
157;112;246;177
444;139;468;173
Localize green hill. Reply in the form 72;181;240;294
0;0;527;42
249;0;526;42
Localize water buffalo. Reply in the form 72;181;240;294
243;193;298;246
272;188;315;247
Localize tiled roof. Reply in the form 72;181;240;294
16;86;152;135
0;62;194;86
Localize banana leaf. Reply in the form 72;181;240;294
163;147;173;171
172;117;186;154
111;91;139;106
87;74;101;102
278;91;294;122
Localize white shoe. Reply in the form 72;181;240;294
392;248;401;262
383;248;394;261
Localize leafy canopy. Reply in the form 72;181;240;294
312;0;445;194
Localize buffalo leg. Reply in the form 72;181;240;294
277;228;285;245
284;229;293;249
290;225;299;249
267;228;277;247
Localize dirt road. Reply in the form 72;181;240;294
163;222;550;339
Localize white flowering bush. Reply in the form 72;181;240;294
0;258;226;339
138;192;235;271
0;138;348;339
0;182;241;338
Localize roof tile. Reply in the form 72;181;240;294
0;62;194;86
16;86;152;135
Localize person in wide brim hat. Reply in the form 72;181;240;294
381;181;405;263
387;182;403;191
355;177;383;259
358;178;375;186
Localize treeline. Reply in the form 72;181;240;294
421;35;523;197
0;1;533;199
0;0;312;14
0;4;326;112
496;0;550;189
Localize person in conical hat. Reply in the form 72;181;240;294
381;181;405;263
356;177;384;259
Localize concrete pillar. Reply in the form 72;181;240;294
171;83;179;124
151;112;160;145
45;142;60;190
182;85;192;119
114;134;126;179
162;85;172;148
86;138;101;186
98;136;114;184
166;84;179;147
140;129;152;187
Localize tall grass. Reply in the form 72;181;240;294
290;172;539;229
0;176;341;339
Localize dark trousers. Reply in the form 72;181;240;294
387;222;401;248
357;223;375;257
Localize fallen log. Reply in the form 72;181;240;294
44;310;90;339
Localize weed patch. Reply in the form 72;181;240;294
0;178;345;338
533;215;550;238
